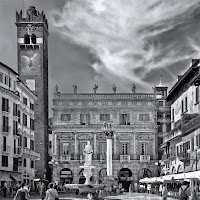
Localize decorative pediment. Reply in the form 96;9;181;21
136;134;153;140
117;134;132;140
58;133;74;140
97;133;107;140
78;133;93;140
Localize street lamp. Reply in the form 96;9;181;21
155;160;164;176
187;146;200;171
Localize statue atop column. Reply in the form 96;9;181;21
83;141;93;166
73;84;77;94
54;84;59;93
132;84;136;93
102;121;113;138
93;84;98;93
112;84;117;93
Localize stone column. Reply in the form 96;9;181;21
133;132;136;159
54;133;57;155
74;132;77;159
107;135;113;176
94;132;97;159
114;132;117;159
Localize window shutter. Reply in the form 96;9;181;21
127;114;130;124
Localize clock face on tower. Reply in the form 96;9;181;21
20;49;41;75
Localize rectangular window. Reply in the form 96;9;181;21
30;102;34;111
63;143;69;155
185;97;188;111
80;114;90;125
2;155;8;167
100;114;110;121
61;114;71;121
49;141;52;148
139;114;150;121
141;143;147;155
13;120;18;135
196;86;199;103
119;114;130;125
9;77;11;88
122;143;128;155
2;97;9;112
0;73;3;83
3;116;9;132
24;136;27;147
23;113;27;126
18;110;21;123
23;97;27;105
30;140;34;150
158;123;163;132
80;142;87;154
191;138;194;151
30;118;34;130
172;108;174;121
3;136;6;150
18;135;22;147
23;158;26;167
100;142;106;155
13;103;18;116
158;101;163;106
30;160;34;168
166;123;171;132
4;75;8;85
181;100;184;113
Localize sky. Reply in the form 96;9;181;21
1;0;200;115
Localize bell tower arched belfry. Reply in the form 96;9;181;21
16;6;49;180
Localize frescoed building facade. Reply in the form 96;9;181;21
51;87;158;190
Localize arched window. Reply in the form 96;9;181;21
31;34;37;44
24;34;30;44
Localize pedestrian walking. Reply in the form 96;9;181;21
179;181;191;200
147;183;151;193
13;183;29;200
162;183;168;200
45;182;59;200
40;182;46;200
191;186;199;200
159;183;163;196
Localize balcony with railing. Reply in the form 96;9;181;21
120;155;131;163
1;145;11;154
139;155;150;163
60;155;71;162
177;152;190;162
13;147;21;156
18;147;40;160
2;106;10;113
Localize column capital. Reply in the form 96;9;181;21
104;130;114;139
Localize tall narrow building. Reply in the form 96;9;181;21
16;6;49;180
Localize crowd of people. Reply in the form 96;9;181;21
140;180;200;200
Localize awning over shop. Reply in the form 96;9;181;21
139;171;200;184
0;173;12;181
10;174;22;182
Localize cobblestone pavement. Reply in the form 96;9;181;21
0;192;177;200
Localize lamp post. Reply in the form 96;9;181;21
102;121;114;177
155;160;164;176
187;146;200;171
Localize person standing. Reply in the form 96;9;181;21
162;183;168;200
40;182;46;200
159;183;163;196
191;186;199;200
3;181;7;197
179;181;191;200
87;192;94;200
45;182;59;200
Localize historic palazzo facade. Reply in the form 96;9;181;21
51;87;158;190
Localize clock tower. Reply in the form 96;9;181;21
16;6;49;180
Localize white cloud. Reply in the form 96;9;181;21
51;0;200;89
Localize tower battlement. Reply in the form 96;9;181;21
16;6;48;29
